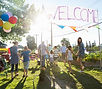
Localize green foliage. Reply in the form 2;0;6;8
26;35;37;50
61;38;70;47
84;52;102;62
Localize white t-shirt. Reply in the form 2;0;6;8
67;50;73;61
54;49;59;58
49;54;54;62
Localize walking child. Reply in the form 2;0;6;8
53;46;59;65
49;50;54;65
66;46;74;74
21;46;31;77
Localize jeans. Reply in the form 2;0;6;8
11;63;18;72
40;55;45;67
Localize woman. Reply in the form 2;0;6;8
10;41;19;79
76;37;85;72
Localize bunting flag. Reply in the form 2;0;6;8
69;26;78;32
57;25;65;29
55;23;78;32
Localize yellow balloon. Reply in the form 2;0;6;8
3;22;12;30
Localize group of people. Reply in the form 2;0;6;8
10;42;31;79
38;37;85;74
10;37;85;79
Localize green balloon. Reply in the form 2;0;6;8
11;24;15;27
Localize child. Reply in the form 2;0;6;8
49;50;54;65
21;46;31;77
53;46;59;65
66;46;74;74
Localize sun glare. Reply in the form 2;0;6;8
29;13;50;36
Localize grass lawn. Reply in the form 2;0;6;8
0;60;102;89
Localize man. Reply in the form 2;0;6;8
60;44;67;65
10;41;19;79
38;41;48;68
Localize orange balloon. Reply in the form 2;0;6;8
0;19;3;26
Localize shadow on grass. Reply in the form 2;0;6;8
72;62;102;72
15;77;26;89
37;69;53;89
51;65;77;89
0;76;15;89
73;70;102;89
29;65;40;74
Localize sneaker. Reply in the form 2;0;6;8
70;72;73;75
26;75;28;77
79;70;84;72
15;73;19;76
23;75;25;77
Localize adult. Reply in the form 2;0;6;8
76;37;85;72
10;41;19;79
38;41;48;68
60;44;67;65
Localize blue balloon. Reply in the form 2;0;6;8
1;13;9;21
0;26;2;29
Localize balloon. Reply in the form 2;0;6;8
11;24;15;27
0;19;3;26
3;22;12;30
0;26;2;29
9;16;17;24
6;12;12;17
3;28;11;33
1;13;9;21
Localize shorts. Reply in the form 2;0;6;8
54;57;58;60
62;53;66;60
50;58;54;62
23;61;29;70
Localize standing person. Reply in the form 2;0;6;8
60;44;67;65
66;46;74;74
49;50;54;65
53;46;59;65
21;46;31;77
48;44;52;53
38;41;48;68
10;41;19;79
76;37;85;72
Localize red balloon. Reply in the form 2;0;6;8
9;16;17;24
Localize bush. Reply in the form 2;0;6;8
84;52;102;62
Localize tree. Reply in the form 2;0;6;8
61;38;70;47
86;41;89;51
0;0;37;43
26;35;36;50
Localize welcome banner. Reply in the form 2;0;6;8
53;6;98;23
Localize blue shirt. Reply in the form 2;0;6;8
21;50;30;62
10;46;19;64
60;46;66;53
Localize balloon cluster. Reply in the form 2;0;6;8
0;12;17;33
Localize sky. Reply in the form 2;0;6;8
20;0;102;47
